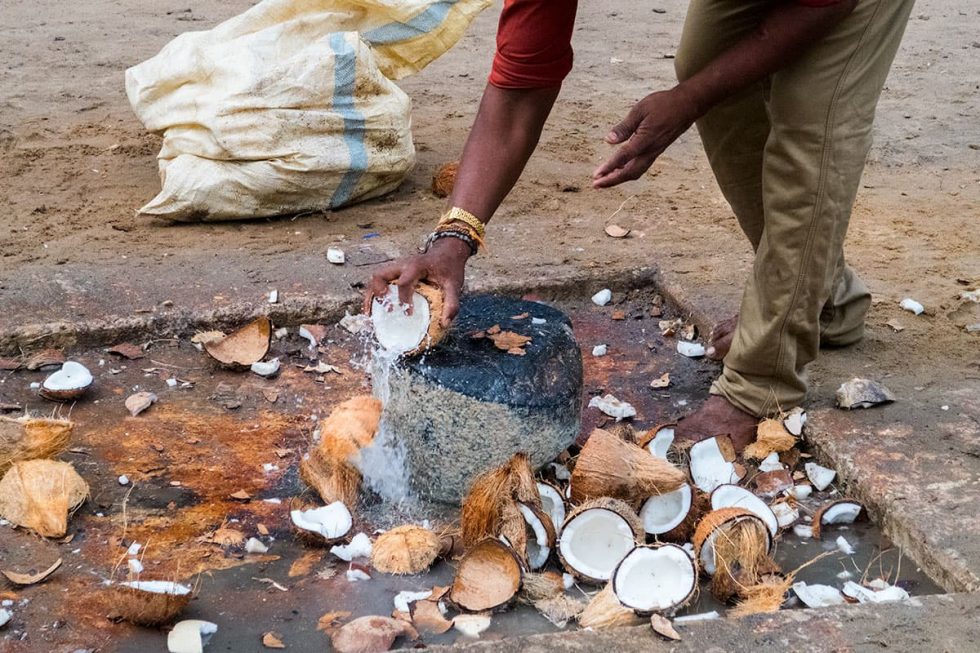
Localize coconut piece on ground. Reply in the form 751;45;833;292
203;317;271;368
0;459;88;537
370;283;446;356
409;599;453;634
757;452;784;473
689;436;743;493
649;613;681;641
168;619;218;653
570;428;686;504
753;470;794;499
533;595;586;628
449;539;523;612
770;499;800;529
326;248;346;265
790;484;813;501
330;616;417;653
371;525;443;575
639;484;693;537
40;362;93;401
125;392;157;417
842;580;909;604
792;582;846;608
518;503;556;571
244;537;268;554
331;532;373;562
25;349;65;371
676;341;706;358
836;535;855;555
460;453;540;548
0;608;11;628
811;500;865;538
290;501;353;544
899;298;924;315
112;580;193;626
0;416;73;475
710;484;779;537
642;426;675;459
453;613;492;638
587;394;637;421
612;544;697;614
521;571;565;602
783;408;807;436
591;289;612;306
536;482;566;537
393;590;433;614
804;462;837;491
250;358;280;378
578;584;644;630
1;558;62;586
835;378;896;409
558;498;642;584
694;507;773;598
744;419;797;460
431;161;458;197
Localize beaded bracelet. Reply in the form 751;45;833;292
423;229;479;256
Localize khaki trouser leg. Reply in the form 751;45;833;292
678;0;914;415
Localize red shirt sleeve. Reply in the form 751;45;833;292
489;0;578;90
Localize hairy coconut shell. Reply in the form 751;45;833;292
811;499;866;539
449;539;523;612
578;584;643;630
330;615;417;653
695;508;773;603
558;498;643;584
371;525;443;575
743;419;798;461
499;500;528;565
110;582;193;626
203;316;271;367
659;488;709;544
0;459;88;537
636;422;677;450
431;161;459;198
508;452;541;507
570;429;686;504
729;573;793;617
604;422;637;444
521;571;565;602
0;416;73;475
693;507;771;562
460;453;542;548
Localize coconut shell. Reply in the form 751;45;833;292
111;583;193;626
431;161;458;198
330;615;417;653
0;459;88;537
658;488;709;544
696;509;773;602
508;452;541;507
499;500;528;565
693;507;771;562
203;316;271;367
636;422;677;450
0;416;73;475
449;539;523;612
371;525;443;575
405;282;448;356
811;499;866;539
460;453;542;548
743;419;798;461
409;599;454;635
578;584;643;630
571;429;686;504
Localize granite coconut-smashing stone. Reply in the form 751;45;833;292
381;295;582;504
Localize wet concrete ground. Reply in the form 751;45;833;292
0;291;941;652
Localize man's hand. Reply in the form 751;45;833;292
592;86;700;188
363;237;470;327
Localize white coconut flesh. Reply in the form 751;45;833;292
770;501;800;529
792;582;846;608
783;408;807;436
370;286;431;354
537;483;566;536
805;462;837;491
42;361;93;393
820;502;863;526
689;438;742;493
518;503;553;571
168;619;218;653
119;580;191;596
613;545;696;613
710;484;779;537
290;501;352;540
639;484;692;536
699;515;771;576
559;508;636;582
646;428;674;459
758;452;783;473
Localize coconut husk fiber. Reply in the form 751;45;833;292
570;428;686;504
743;419;797;461
578;584;644;630
431;161;458;198
0;459;88;537
460;452;540;548
0;416;73;475
520;571;565;603
299;396;382;506
704;516;772;603
371;525;443;575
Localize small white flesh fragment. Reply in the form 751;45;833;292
168;619;218;653
118;475;130;486
119;580;191;595
532;317;547;325
689;438;742;493
454;613;491;638
771;502;799;529
673;611;720;624
267;290;278;304
330;533;372;562
345;568;371;582
562;573;575;590
899;298;924;315
591;289;612;306
250;358;280;377
518;503;553;570
758;452;783;473
821;502;863;526
245;537;269;554
0;608;12;628
166;377;179;388
793;524;813;539
646;427;674;459
327;247;346;264
676;341;706;358
784;408;807;436
127;542;142;556
338;311;371;335
393;590;432;614
290;502;353;540
274;327;289;339
790;484;813;501
43;361;93;394
298;326;319;349
836;535;855;555
588;394;636;421
537;483;566;539
640;484;692;535
842;580;909;604
792;582;846;608
548;463;571;481
592;344;608;357
805;462;837;491
128;558;144;575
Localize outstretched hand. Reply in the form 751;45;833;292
592;87;700;188
362;237;470;327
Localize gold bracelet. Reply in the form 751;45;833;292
438;207;486;240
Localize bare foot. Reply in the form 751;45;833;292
705;314;738;361
674;394;758;452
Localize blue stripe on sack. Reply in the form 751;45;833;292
362;0;459;45
329;32;368;208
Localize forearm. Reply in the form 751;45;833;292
677;1;858;115
448;84;561;224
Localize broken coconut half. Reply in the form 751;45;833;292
558;498;642;584
639;484;693;537
40;361;93;401
811;500;865;538
570;428;686;504
693;508;774;577
203;316;271;368
449;538;523;612
640;425;675;460
0;459;89;538
536;482;566;537
804;461;837;492
112;580;193;626
371;525;445;575
710;484;779;537
689;436;744;493
290;501;353;544
517;502;557;571
370;283;446;356
612;544;697;614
